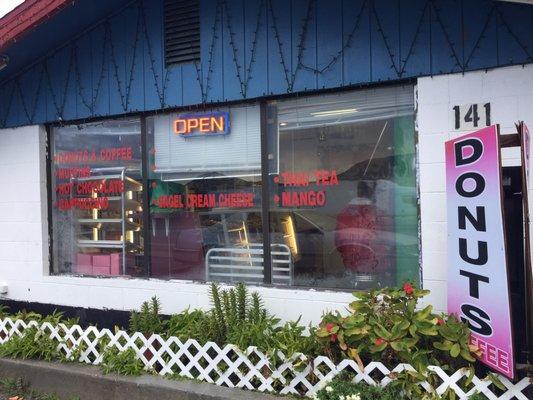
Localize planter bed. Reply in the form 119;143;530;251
0;317;529;399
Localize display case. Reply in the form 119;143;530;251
71;167;143;275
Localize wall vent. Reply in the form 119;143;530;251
164;0;200;66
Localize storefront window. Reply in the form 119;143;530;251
49;87;418;290
146;105;267;283
266;86;418;290
51;119;146;276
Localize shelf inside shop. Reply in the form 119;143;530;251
77;239;124;248
77;218;141;230
77;239;143;249
70;167;144;275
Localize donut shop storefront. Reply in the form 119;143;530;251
49;84;419;290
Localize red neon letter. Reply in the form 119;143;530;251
174;119;187;134
187;118;199;132
199;117;210;132
212;116;224;132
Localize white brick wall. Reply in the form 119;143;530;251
417;64;533;312
0;126;48;283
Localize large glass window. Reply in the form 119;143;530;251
266;86;418;290
49;86;418;290
146;105;267;283
51;119;146;276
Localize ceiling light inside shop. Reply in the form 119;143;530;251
310;108;358;117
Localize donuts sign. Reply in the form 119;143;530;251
445;125;514;379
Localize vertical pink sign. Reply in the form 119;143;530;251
445;125;514;379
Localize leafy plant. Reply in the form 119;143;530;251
0;304;10;318
313;374;402;400
7;309;79;328
433;314;479;365
161;284;321;369
0;326;62;361
263;319;321;367
208;282;271;345
101;346;145;376
467;392;488;399
317;283;480;373
129;296;164;335
226;316;278;351
387;369;441;400
165;308;212;342
61;338;88;363
13;309;43;323
1;377;28;398
40;310;79;328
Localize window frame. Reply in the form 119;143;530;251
45;85;420;291
47;117;147;277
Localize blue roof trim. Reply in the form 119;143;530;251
0;0;532;128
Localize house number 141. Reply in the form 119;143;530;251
452;103;491;130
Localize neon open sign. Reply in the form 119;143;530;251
173;111;230;137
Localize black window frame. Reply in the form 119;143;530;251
45;87;421;292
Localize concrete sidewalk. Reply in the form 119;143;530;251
0;358;280;400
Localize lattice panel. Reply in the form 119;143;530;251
0;318;530;399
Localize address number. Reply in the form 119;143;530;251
452;103;491;130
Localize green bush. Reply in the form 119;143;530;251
316;284;485;400
270;319;321;359
165;308;213;342
0;283;495;400
100;346;145;376
208;282;272;344
207;283;322;364
317;284;480;373
10;309;79;328
129;296;164;335
156;284;320;370
314;374;490;400
313;375;402;400
0;326;62;361
467;393;488;399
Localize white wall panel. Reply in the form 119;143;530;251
417;64;533;312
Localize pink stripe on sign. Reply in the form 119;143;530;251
445;125;514;379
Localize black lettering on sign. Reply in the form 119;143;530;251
455;138;483;166
460;304;493;336
459;270;490;298
458;206;486;232
456;172;485;198
459;238;488;265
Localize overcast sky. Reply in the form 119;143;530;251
0;0;24;18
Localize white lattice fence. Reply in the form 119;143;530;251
0;318;530;399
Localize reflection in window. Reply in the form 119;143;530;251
147;105;272;283
51;119;146;276
267;86;418;290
